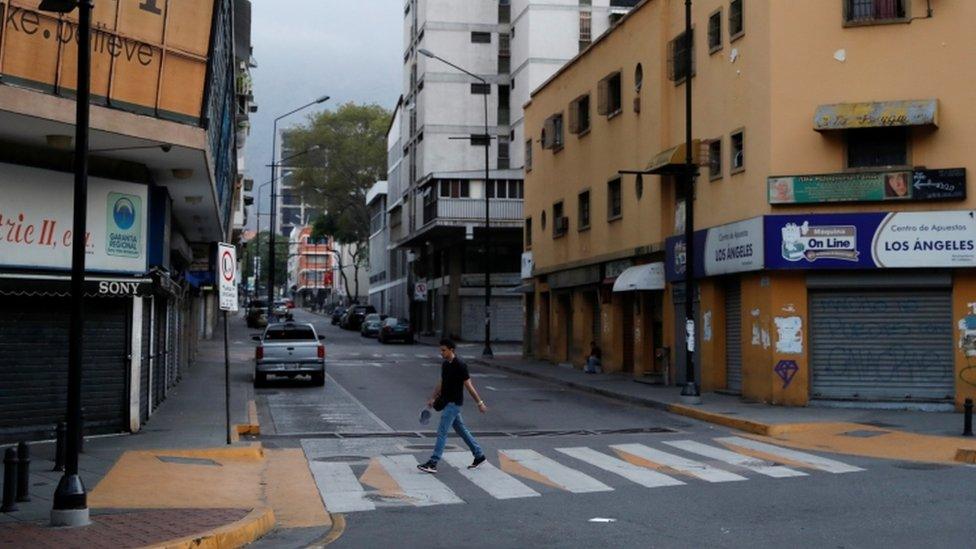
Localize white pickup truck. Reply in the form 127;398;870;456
252;322;326;386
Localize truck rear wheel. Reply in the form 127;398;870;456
311;372;325;386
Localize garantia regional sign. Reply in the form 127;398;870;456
0;162;148;273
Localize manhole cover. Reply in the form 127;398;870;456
402;444;459;451
893;462;951;471
314;455;371;463
839;430;888;438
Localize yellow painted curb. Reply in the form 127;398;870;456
233;400;262;437
156;443;265;461
956;448;976;464
667;404;774;436
142;507;275;549
315;513;346;547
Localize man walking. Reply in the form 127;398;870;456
417;339;487;473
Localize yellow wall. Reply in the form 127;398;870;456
952;272;976;410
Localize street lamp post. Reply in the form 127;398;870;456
39;0;93;527
418;48;494;358
679;0;701;403
268;96;328;320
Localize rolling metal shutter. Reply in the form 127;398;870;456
461;296;523;342
725;280;743;393
140;297;151;424
166;301;178;390
153;298;166;409
810;289;953;401
0;297;129;441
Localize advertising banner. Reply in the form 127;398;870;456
765;210;976;270
666;217;763;282
768;168;965;205
0;162;148;273
0;0;214;122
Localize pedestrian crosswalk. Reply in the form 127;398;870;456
308;438;864;513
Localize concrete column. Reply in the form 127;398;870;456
128;297;143;433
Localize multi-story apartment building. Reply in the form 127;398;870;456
0;0;253;442
275;130;322;238
382;99;411;320
287;226;333;309
524;0;976;411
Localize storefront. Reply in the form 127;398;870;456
666;209;976;410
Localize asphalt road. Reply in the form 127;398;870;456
250;309;976;549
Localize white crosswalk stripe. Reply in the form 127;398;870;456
611;443;748;482
309;461;375;513
662;440;807;478
378;455;464;507
715;437;865;473
500;449;613;493
442;452;541;500
556;447;685;488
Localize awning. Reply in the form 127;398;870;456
813;99;938;131
645;140;701;175
612;263;666;292
509;283;535;294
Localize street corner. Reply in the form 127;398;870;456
743;422;976;465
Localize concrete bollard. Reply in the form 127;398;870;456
53;422;66;472
964;398;973;437
1;448;18;513
16;442;30;503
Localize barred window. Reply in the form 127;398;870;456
846;0;906;23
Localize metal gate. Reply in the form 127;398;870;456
810;289;953;401
0;297;129;441
725;279;743;393
140;297;152;424
153;297;167;409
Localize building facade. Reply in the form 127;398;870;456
0;0;253;442
287;226;333;309
382;98;412;320
524;0;976;410
275;130;322;238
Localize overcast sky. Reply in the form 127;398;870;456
246;0;403;230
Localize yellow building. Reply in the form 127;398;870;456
523;0;976;410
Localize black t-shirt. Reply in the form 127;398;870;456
440;357;470;406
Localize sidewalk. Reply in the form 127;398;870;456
469;354;976;465
0;313;327;548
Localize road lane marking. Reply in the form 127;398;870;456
662;440;807;478
611;443;747;483
309;461;375;513
378;455;464;507
442;452;541;500
715;437;865;473
556;447;685;488
499;450;613;493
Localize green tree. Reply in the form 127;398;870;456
286;102;391;302
241;231;289;296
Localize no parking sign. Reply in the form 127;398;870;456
217;242;238;312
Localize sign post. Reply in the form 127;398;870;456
217;243;238;445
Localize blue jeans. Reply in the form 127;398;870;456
430;403;483;464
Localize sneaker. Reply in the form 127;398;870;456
417;460;437;474
468;455;486;469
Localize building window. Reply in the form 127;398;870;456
498;138;510;170
543;113;564;150
708;9;722;53
845;0;906;24
440;179;470;198
499;33;511;73
525;217;533;248
525;140;533;171
471;31;492;43
730;130;744;173
709;138;722;180
668;29;695;83
541;210;547;230
597;71;622;116
579;10;592;51
846;128;908;168
488;179;523;199
578;190;591;230
569;94;591;135
729;0;744;40
553;201;567;237
635;175;644;199
607;178;622;220
634;63;643;92
471;83;491;95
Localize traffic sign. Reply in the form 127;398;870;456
217;242;238;312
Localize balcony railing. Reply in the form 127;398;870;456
422;197;523;228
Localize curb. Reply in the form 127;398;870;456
145;507;275;549
233;400;262;439
956;448;976;464
156;443;265;461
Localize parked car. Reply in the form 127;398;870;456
378;317;414;344
330;306;347;325
245;299;268;328
360;313;383;338
252;321;326;386
340;304;376;330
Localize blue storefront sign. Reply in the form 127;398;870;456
666;209;976;277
